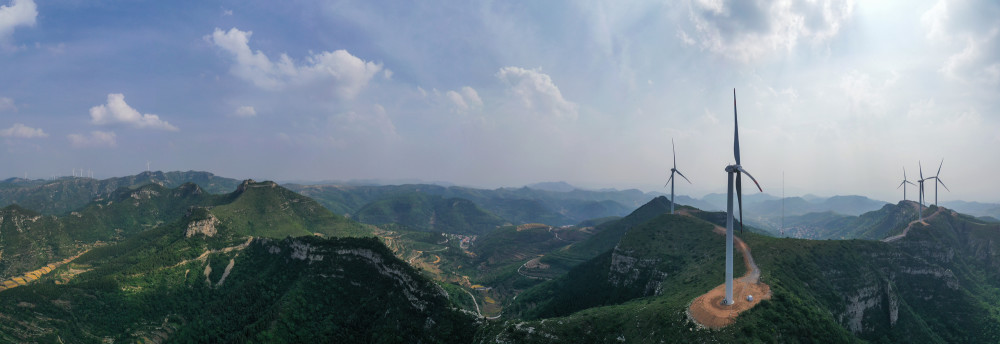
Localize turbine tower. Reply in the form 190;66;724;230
664;138;691;214
897;167;916;201
917;162;927;221
929;159;949;206
723;89;763;306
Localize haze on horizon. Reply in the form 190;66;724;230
1;0;998;203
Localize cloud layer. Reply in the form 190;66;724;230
89;93;178;131
67;131;116;148
0;123;46;138
207;27;384;99
923;0;1000;84
496;67;578;120
680;0;855;61
0;0;36;46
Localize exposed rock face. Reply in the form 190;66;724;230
257;237;448;312
335;247;442;311
607;246;667;296
235;179;278;193
131;188;161;200
289;240;324;262
185;214;219;238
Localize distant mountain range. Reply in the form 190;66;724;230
3;171;1000;341
0;171;241;215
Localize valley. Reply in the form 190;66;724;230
0;172;999;342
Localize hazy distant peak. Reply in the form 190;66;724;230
526;181;576;192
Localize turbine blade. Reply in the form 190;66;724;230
903;166;907;180
907;181;916;186
736;166;763;192
734;89;741;165
676;170;692;184
897;180;905;189
672;138;677;168
664;173;674;187
937;159;943;177
938;178;950;192
919;161;923;180
737;172;744;234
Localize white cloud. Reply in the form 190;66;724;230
207;27;383;99
445;86;483;113
680;0;855;61
922;0;1000;84
67;131;116;148
0;123;46;138
233;105;256;117
333;103;398;139
89;93;178;131
0;0;36;47
839;70;897;118
0;96;14;111
496;67;578;120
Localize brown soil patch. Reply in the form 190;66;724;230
680;210;772;328
687;277;771;328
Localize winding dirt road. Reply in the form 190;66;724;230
882;205;945;243
678;210;771;329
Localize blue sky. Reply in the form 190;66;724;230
1;0;998;202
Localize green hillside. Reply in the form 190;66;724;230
778;201;921;240
354;192;505;234
480;200;1000;343
537;196;676;275
0;171;240;215
0;180;368;281
509;214;742;320
0;222;475;342
211;180;369;239
288;183;643;226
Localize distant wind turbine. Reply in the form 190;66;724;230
664;138;692;214
723;89;763;306
897;167;916;201
928;159;949;206
917;161;927;221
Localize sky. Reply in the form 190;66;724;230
1;0;998;203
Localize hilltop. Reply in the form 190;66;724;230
0;179;367;281
0;171;241;215
0;179;478;342
477;198;1000;343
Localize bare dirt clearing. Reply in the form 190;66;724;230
679;210;772;328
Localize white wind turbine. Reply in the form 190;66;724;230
928;159;949;206
664;138;692;214
917;162;928;221
723;89;763;306
897;167;916;201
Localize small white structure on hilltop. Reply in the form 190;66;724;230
747;295;754;302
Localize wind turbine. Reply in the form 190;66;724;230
664;138;692;214
929;159;949;206
917;162;927;221
897;167;916;201
723;89;763;306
